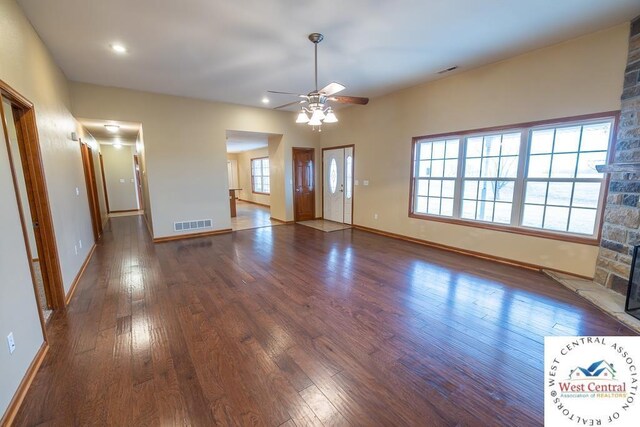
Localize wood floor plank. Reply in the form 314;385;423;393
12;216;638;426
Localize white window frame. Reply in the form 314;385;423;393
409;113;616;243
251;157;270;195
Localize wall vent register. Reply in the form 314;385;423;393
174;219;213;232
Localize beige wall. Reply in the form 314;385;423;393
320;23;630;278
0;0;96;417
237;147;271;206
100;144;138;212
70;82;321;238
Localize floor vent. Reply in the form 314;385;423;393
174;219;213;232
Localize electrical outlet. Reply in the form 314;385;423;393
354;179;359;186
363;180;369;186
374;213;378;220
7;333;15;354
75;187;80;196
74;245;78;255
79;240;82;249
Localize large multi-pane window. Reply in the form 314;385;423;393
410;114;615;240
251;157;270;194
414;138;459;216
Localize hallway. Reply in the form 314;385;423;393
13;215;635;426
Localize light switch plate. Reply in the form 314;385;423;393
363;180;369;186
7;332;15;354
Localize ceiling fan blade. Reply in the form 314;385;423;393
273;100;303;110
268;90;306;96
319;82;345;96
329;96;369;105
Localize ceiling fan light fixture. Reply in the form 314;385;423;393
296;110;310;123
311;108;325;122
323;109;338;123
308;116;322;126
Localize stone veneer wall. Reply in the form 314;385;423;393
595;16;640;294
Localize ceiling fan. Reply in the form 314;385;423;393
268;33;369;130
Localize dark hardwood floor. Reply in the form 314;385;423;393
14;216;635;426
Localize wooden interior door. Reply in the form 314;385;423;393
80;141;102;241
0;87;65;311
133;155;144;210
293;147;315;221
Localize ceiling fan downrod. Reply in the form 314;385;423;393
308;33;324;92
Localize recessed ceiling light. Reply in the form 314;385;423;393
262;97;270;104
110;43;127;54
113;142;123;149
104;124;120;132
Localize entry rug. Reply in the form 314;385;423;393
297;220;352;233
545;336;640;426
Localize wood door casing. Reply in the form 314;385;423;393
134;155;144;210
293;147;315;221
80;141;102;241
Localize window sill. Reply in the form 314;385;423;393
252;191;270;196
408;212;599;246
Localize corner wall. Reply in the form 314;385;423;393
320;23;630;278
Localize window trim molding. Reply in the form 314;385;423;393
408;111;620;246
251;156;270;195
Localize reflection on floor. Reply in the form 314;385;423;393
297;219;352;232
32;260;52;322
231;201;281;231
109;210;144;218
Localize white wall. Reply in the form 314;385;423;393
100;144;138;212
70;83;321;238
0;0;96;416
320;23;630;277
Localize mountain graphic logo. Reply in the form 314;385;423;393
568;360;616;380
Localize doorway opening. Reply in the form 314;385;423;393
226;130;282;231
77;119;147;228
322;145;354;224
0;81;65;322
80;140;103;241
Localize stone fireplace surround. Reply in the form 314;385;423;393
594;16;640;295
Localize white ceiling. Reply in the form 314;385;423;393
78;118;140;145
226;130;270;153
17;1;640;109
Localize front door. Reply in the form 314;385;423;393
293;148;315;221
323;146;354;224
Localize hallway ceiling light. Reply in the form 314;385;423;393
110;43;127;54
104;124;120;132
113;142;123;149
261;97;270;104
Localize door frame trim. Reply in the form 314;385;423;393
0;79;65;314
292;147;316;222
321;144;355;224
80;140;102;241
99;152;111;213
